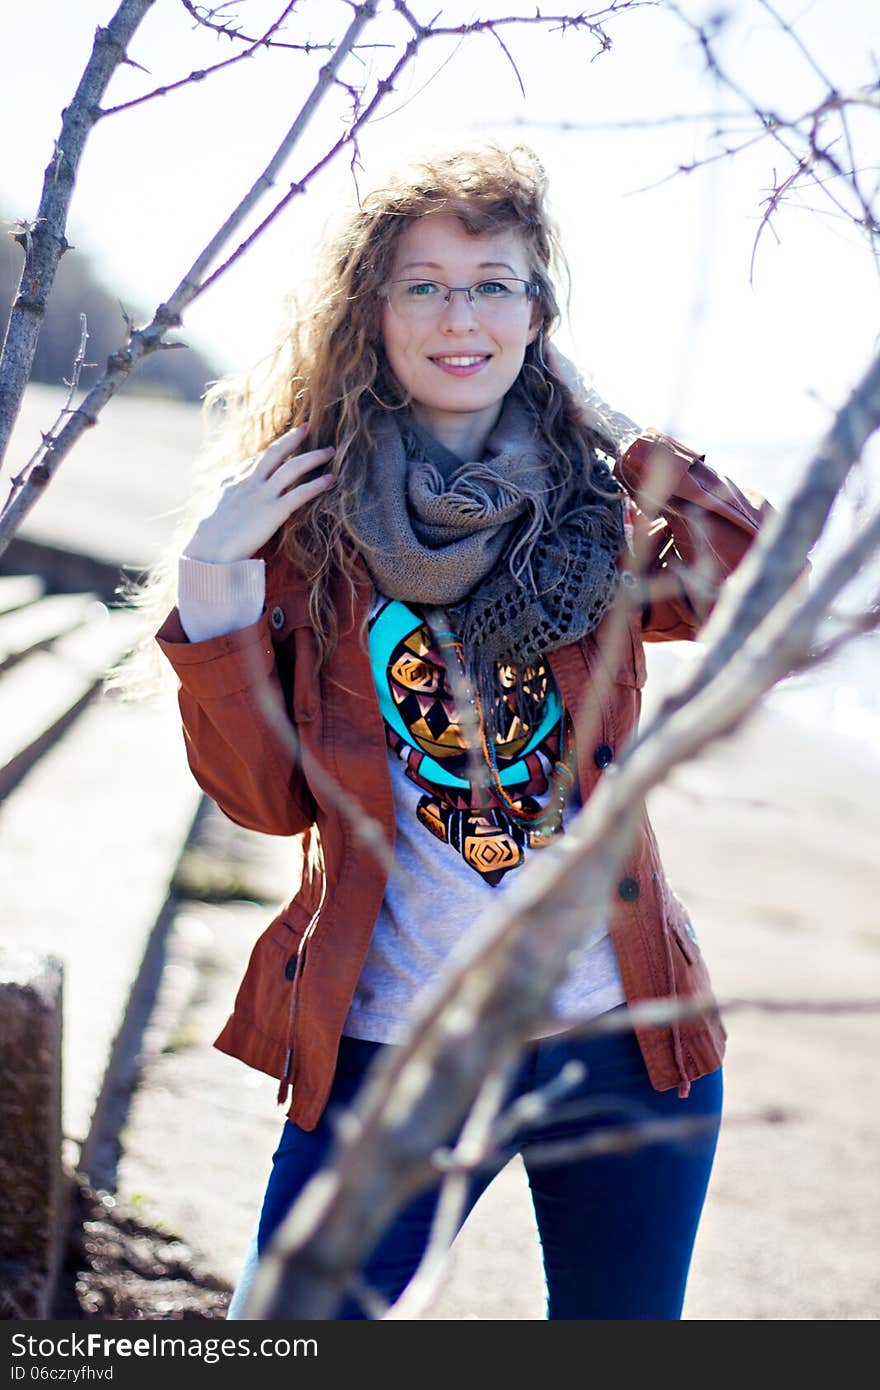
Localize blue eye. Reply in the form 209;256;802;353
475;280;513;296
406;281;441;296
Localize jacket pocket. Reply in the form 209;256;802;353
671;917;697;965
269;900;313;951
225;909;307;1049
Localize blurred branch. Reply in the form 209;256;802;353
636;343;880;753
668;0;880;273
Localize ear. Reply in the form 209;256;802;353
525;304;542;347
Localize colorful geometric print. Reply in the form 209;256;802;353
368;597;574;886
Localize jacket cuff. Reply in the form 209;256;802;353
155;605;277;700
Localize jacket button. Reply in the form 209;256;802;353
284;953;298;981
618;876;640;901
270;605;286;631
594;742;614;769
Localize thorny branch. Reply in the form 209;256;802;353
177;0;386;51
107;1;401;119
516;0;880;280
657;3;880;277
101;2;303;117
0;0;155;474
8;315;94;503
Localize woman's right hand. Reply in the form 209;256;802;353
182;423;335;564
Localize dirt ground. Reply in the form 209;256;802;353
54;1179;231;1320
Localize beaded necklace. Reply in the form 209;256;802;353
424;606;577;836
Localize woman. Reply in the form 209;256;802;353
123;143;770;1318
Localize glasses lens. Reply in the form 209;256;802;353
386;279;532;317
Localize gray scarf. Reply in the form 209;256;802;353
344;387;625;739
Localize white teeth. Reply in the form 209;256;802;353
434;355;486;366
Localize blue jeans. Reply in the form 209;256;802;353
228;1015;723;1320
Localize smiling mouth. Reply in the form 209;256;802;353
428;353;492;373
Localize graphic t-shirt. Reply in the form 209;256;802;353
369;595;572;884
342;597;625;1043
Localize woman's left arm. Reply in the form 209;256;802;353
616;428;776;642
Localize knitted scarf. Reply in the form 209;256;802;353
344;386;626;742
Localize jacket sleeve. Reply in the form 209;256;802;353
616;428;776;642
154;604;316;837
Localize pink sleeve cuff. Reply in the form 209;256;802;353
177;555;266;643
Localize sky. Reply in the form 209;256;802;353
1;0;879;502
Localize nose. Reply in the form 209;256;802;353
438;287;479;333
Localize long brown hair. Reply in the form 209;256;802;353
107;141;622;701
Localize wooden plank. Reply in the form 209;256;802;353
0;592;99;667
0;574;45;615
0;605;143;796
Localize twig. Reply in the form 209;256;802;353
101;2;304;117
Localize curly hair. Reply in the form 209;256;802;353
107;141;622;701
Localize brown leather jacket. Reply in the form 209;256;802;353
155;430;772;1130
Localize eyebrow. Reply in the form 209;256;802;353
397;260;521;275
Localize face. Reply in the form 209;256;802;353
380;213;541;450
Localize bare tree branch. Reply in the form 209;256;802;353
178;0;332;50
100;2;303;117
0;0;380;554
513;2;880;275
0;0;156;471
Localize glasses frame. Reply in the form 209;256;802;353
378;276;540;314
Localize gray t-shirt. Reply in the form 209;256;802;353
343;593;623;1041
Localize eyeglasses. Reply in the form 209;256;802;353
379;277;539;320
